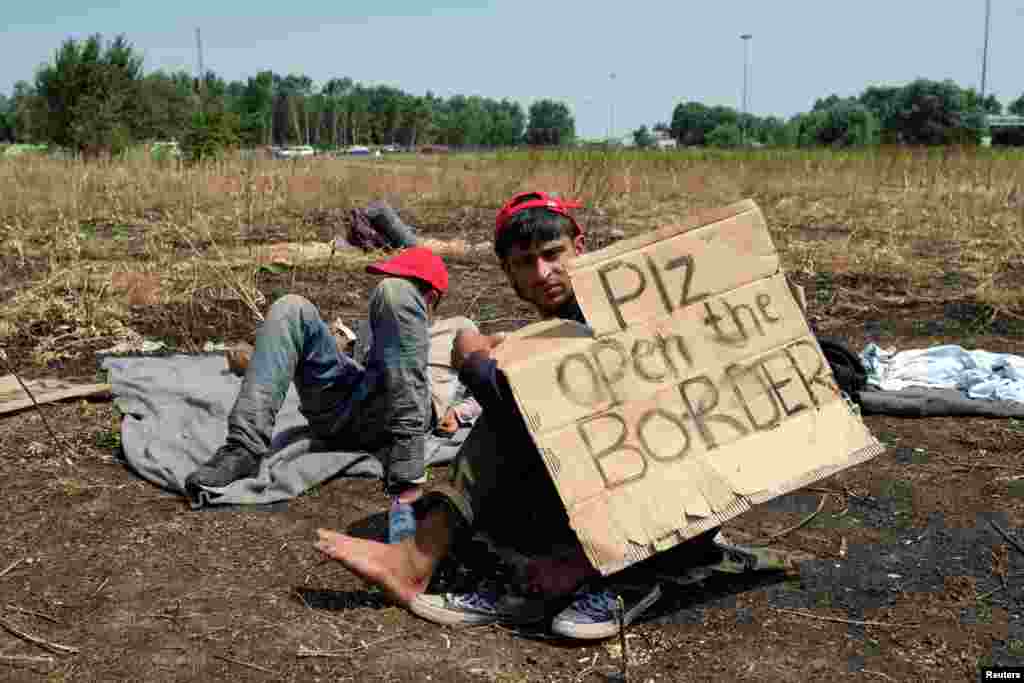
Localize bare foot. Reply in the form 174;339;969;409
315;529;429;605
316;505;455;605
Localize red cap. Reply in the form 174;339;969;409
366;246;449;295
495;191;583;242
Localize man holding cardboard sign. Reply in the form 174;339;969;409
315;194;883;640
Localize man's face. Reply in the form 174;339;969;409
501;233;585;316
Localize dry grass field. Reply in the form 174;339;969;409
2;147;1023;368
1;148;1023;681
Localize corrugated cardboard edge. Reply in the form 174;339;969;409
570;199;760;270
583;437;886;575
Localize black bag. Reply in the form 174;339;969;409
348;208;390;251
817;337;868;404
364;200;418;248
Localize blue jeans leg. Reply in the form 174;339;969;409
352;278;433;489
226;294;365;457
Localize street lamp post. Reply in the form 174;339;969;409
740;34;752;146
980;0;992;99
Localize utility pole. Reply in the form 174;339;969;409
980;0;992;100
740;34;752;146
195;27;205;114
608;72;616;143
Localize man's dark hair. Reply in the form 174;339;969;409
494;207;576;262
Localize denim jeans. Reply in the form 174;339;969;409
225;278;432;489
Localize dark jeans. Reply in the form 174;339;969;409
426;414;579;557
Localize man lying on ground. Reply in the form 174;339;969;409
315;192;786;640
186;247;450;508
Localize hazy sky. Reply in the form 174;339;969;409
4;1;1023;139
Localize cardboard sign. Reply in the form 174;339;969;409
493;199;884;575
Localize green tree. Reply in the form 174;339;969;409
994;95;1024;145
773;117;801;147
670;101;713;145
801;98;880;147
526;99;574;146
885;79;982;145
670;102;739;146
441;95;493;147
964;89;1001;115
482;98;524;147
137;70;195;141
322;77;353;147
0;94;13;142
706;122;742;148
785;113;814;147
9;81;46;142
347;85;371;145
34;34;145;155
858;85;902;142
274;73;313;145
181;109;240;162
754;115;789;146
632;125;654;148
237;70;276;146
404;95;433;148
1008;94;1024;116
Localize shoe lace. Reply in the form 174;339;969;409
454;589;499;612
571;588;618;619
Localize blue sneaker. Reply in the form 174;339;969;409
551;583;662;640
410;584;546;627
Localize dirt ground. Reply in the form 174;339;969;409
1;208;1023;682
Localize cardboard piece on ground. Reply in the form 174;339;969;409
493;199;884;576
0;375;112;415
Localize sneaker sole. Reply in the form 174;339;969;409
410;595;499;626
551;584;663;640
710;539;795;573
409;594;547;628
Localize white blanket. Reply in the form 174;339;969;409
861;344;1024;404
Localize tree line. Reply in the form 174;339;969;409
0;34;577;158
3;34;1023;157
638;80;1024;149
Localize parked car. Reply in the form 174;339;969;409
272;145;315;160
346;145;371;156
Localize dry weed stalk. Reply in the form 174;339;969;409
2;146;1023;358
0;350;76;465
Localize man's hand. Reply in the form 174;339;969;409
435;407;459;436
450;330;506;371
226;342;253;376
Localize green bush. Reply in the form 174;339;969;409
181;110;240;162
706;123;743;148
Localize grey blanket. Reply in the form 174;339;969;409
859;387;1024;418
101;353;471;507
